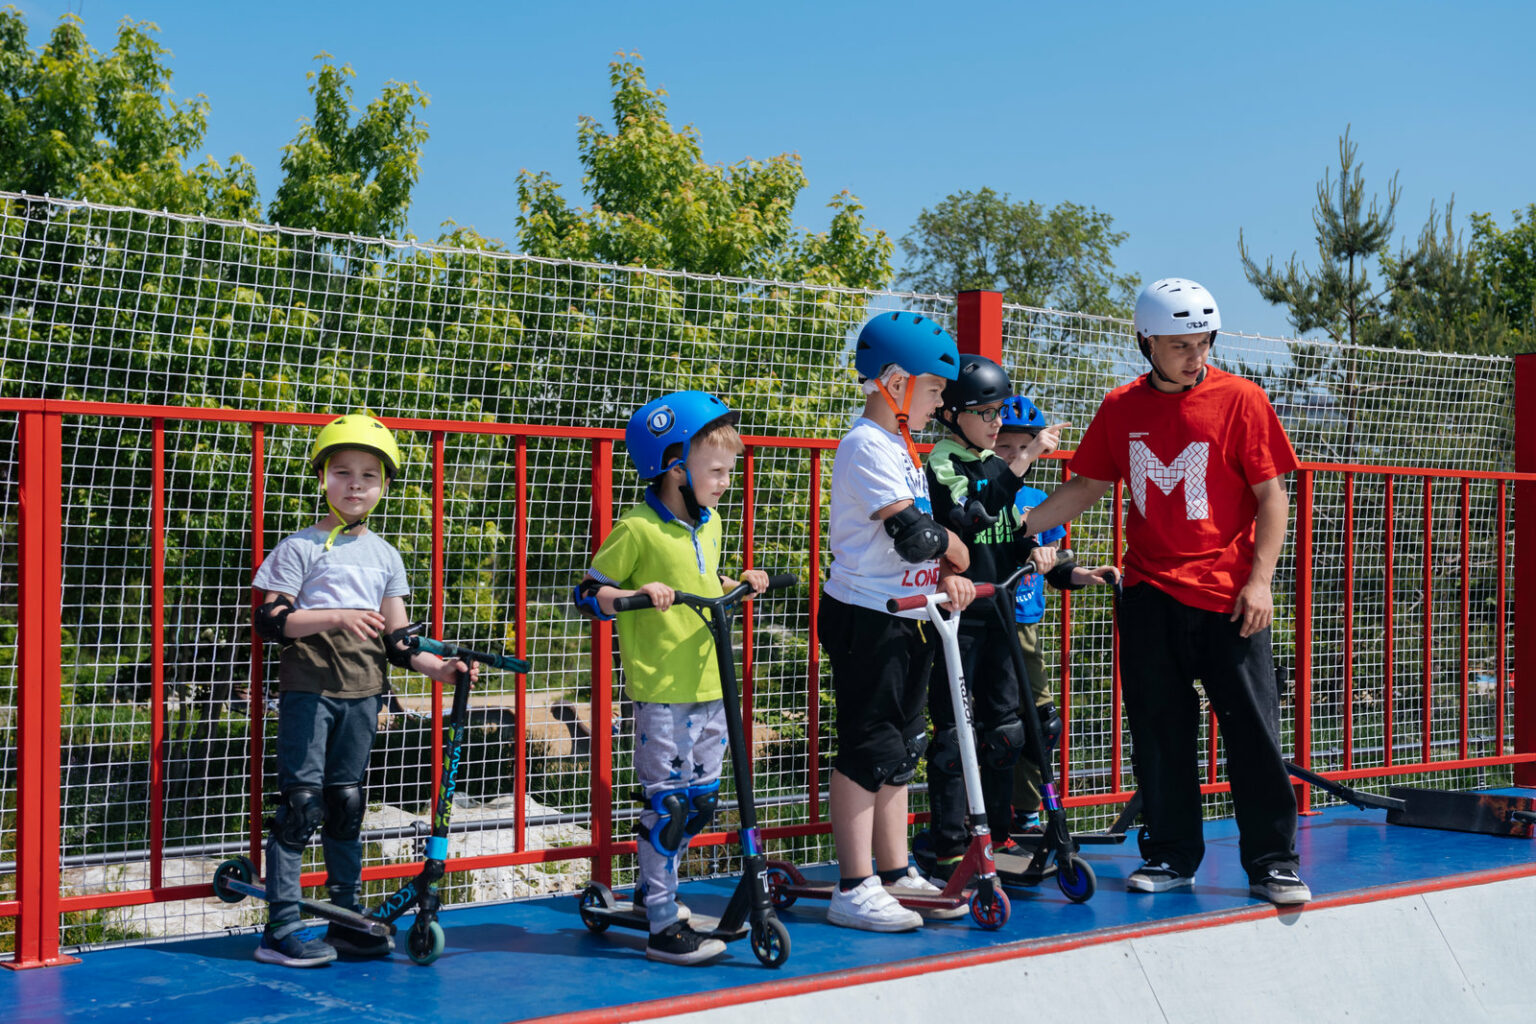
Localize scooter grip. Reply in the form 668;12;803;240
766;573;799;592
611;593;655;612
885;582;998;613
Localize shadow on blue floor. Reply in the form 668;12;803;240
8;797;1536;1024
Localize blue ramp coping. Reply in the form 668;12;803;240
7;797;1536;1024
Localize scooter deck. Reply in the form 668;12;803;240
993;845;1057;888
216;875;393;937
765;860;970;918
1386;786;1536;838
578;886;750;940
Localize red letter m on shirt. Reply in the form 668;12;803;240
1129;441;1210;520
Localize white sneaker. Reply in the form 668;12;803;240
827;875;923;932
886;866;967;920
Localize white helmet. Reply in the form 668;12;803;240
1133;278;1221;344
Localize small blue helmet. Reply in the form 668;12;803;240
999;395;1047;433
854;311;960;381
625;391;739;478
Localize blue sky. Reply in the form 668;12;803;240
15;0;1536;340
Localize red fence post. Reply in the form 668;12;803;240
1294;470;1314;814
955;291;1003;363
589;439;616;885
6;410;77;969
1514;354;1536;786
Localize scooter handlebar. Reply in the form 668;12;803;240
612;572;799;612
886;582;996;613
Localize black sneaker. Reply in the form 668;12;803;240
1249;868;1311;905
254;923;336;967
645;921;726;965
325;920;394;958
1126;862;1194;893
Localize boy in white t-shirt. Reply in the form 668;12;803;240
819;311;976;932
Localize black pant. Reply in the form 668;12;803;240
1118;583;1298;881
927;618;1020;856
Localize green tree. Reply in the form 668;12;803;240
1470;203;1536;341
0;10;257;217
267;56;429;238
898;186;1139;318
1238;127;1401;349
515;53;891;288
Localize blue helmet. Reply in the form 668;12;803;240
625;391;739;478
999;395;1047;433
854;311;960;381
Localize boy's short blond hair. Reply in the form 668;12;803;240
660;419;744;473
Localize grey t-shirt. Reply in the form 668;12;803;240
253;527;411;697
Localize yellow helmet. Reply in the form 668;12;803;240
309;414;402;480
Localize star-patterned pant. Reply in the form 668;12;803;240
632;699;728;932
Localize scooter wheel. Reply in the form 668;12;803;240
212;856;252;904
969;887;1011;930
765;866;797;910
578;884;611;933
1057;855;1097;903
408;920;445;965
749;917;791;968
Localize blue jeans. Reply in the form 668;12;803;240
264;691;382;924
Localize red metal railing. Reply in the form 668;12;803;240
2;392;1534;967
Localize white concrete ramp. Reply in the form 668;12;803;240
655;876;1536;1024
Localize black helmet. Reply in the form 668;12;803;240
941;354;1012;412
936;355;1013;447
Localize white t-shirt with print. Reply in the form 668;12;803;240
824;417;941;619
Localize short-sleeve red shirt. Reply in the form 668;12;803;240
1069;366;1298;614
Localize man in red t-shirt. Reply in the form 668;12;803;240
1023;278;1309;906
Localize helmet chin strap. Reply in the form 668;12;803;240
872;374;924;471
320;456;383;550
1143;335;1211;393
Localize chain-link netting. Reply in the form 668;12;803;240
0;193;1520;950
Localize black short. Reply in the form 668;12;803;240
818;594;935;791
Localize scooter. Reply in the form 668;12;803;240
768;584;1012;930
213;628;529;965
980;568;1098;901
577;574;798;968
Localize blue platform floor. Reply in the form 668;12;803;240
8;796;1536;1024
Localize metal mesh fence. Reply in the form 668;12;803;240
0;192;1521;949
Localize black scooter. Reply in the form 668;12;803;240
214;629;529;965
577;574;797;968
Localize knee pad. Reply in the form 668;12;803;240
683;780;720;839
980;718;1027;770
928;726;963;777
644;782;712;858
1037;702;1063;752
322;784;365;842
888;732;928;786
273;785;324;851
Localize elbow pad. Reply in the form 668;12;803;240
884;506;947;564
1045;549;1085;591
386;627;419;669
254;595;294;643
571;578;614;621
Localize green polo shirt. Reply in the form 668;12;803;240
590;491;725;703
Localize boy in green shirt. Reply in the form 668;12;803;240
573;391;768;965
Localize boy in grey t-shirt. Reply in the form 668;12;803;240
251;415;474;968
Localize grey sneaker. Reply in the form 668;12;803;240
1249;868;1311;905
827;875;923;932
1126;862;1194;893
255;923;336;967
645;921;725;965
631;885;691;921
